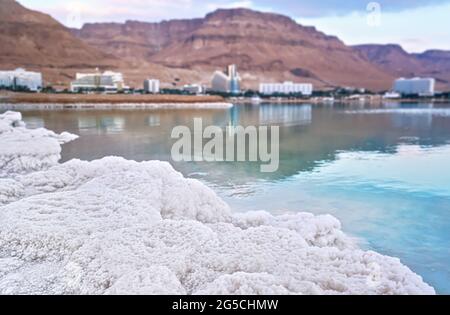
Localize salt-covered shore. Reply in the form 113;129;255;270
0;111;435;295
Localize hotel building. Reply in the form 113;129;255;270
144;79;160;94
0;68;43;92
393;78;435;96
259;81;313;96
70;71;128;93
183;84;204;95
211;64;241;94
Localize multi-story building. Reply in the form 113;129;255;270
0;68;43;92
259;81;313;96
211;64;241;94
393;78;435;96
70;71;127;93
144;79;160;94
183;84;204;95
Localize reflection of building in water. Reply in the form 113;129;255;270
23;117;45;129
228;105;240;127
389;104;434;129
79;116;127;135
384;103;434;110
259;105;312;126
147;115;160;127
100;117;126;134
78;117;98;135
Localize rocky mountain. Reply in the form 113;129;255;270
74;8;393;91
8;1;449;91
72;19;204;62
0;0;123;85
0;0;193;88
354;44;450;89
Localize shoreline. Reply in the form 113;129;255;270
0;102;233;110
1;92;449;109
0;92;226;105
231;98;450;105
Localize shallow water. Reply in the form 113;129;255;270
5;102;450;294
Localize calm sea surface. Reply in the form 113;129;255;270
4;102;450;294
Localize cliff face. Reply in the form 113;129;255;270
0;0;121;85
72;19;204;61
0;0;121;67
74;8;394;91
354;44;450;89
0;0;200;88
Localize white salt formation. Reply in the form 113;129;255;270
0;111;77;178
0;111;435;295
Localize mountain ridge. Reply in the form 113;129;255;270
72;7;394;90
3;1;449;91
354;44;450;88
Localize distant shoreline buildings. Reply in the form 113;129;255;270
70;70;128;93
0;68;42;92
211;64;241;94
144;79;160;94
183;84;204;95
1;65;445;101
393;77;435;96
259;81;314;96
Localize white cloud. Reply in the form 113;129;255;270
298;2;450;52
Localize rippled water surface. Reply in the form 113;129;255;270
8;102;450;294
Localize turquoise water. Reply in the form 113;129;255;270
8;102;450;294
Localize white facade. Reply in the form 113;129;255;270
259;81;313;96
71;71;127;93
144;79;160;94
183;84;203;95
211;64;241;94
0;68;43;92
393;78;435;96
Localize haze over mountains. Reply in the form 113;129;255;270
2;0;450;91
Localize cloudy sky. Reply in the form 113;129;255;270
18;0;450;53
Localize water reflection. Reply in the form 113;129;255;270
77;116;126;135
22;117;44;129
147;115;160;127
13;103;450;184
259;104;312;126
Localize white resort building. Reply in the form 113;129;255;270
0;68;43;92
259;81;314;96
211;64;241;94
393;77;435;96
144;79;160;94
70;71;128;93
183;84;204;95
